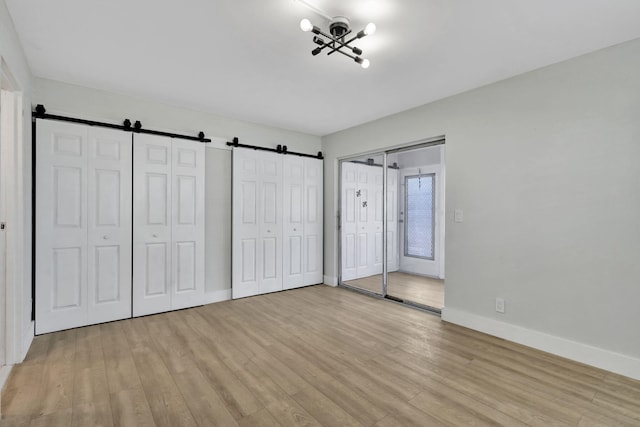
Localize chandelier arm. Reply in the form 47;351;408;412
333;48;357;61
308;28;344;56
326;33;360;56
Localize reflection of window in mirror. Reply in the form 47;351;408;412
404;173;435;260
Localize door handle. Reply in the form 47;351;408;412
103;235;109;240
152;233;158;238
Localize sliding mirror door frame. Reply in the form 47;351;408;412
338;137;445;314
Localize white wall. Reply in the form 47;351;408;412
322;38;640;379
204;146;232;302
1;0;34;366
34;78;322;154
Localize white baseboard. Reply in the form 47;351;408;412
203;289;232;305
323;275;338;287
442;307;640;381
21;321;35;361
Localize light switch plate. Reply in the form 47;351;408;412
454;209;464;223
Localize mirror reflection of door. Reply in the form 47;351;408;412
340;154;384;295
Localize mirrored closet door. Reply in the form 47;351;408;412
339;140;446;312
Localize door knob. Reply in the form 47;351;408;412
293;228;297;231
103;235;109;240
153;233;158;238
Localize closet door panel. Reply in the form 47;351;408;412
258;151;283;294
133;134;172;316
171;140;205;309
87;128;132;324
232;149;261;298
36;121;88;334
283;156;304;290
303;157;323;286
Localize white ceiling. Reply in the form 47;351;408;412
6;0;640;136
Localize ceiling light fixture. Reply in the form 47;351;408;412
300;15;375;69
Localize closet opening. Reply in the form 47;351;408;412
338;139;445;313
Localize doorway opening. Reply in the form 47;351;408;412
339;139;445;312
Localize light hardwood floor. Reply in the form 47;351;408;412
2;285;640;426
345;272;444;309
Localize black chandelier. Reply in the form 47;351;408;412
300;16;376;68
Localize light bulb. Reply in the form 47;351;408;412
300;18;313;32
364;22;376;36
361;59;370;69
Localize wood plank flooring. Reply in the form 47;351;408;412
345;272;445;309
2;285;640;426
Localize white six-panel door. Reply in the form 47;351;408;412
232;148;284;298
283;156;324;290
87;128;133;324
232;148;260;298
259;151;284;294
133;134;205;316
302;157;323;286
171;139;205;309
133;134;173;316
283;156;305;289
36;121;132;334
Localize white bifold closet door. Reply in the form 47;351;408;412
341;162;398;282
232;148;283;299
133;134;205;316
232;148;323;299
36;121;132;334
283;156;323;290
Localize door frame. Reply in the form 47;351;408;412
1;57;30;388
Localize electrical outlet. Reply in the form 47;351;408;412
495;298;505;313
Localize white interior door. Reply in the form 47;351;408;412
36;121;89;334
87;128;132;324
283;156;304;290
257;151;283;294
283;156;323;289
171;139;205;310
133;134;172;316
232;148;283;298
232;148;260;298
340;162;358;281
303;157;323;286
